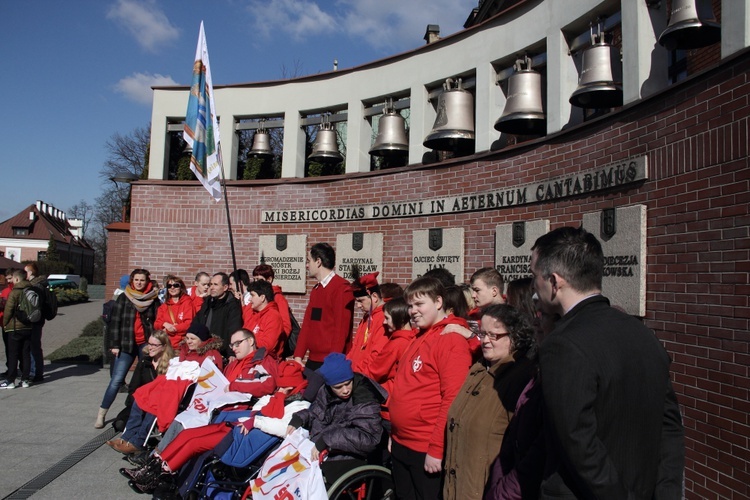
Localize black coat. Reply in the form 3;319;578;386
193;292;243;356
538;295;684;500
290;373;386;461
113;356;158;431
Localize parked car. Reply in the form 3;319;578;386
47;274;81;285
48;279;78;291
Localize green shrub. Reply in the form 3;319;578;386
47;336;103;365
56;288;89;305
81;319;103;337
79;277;88;293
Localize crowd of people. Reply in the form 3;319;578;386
4;229;679;499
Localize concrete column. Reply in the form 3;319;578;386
148;115;168;180
281;111;306;178
475;62;500;152
218;115;237;180
546;30;579;133
722;0;750;58
409;84;431;166
345;101;371;173
621;0;669;103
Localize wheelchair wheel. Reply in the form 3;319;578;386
326;465;394;500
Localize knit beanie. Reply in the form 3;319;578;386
119;275;130;289
277;361;306;389
318;353;354;386
187;322;211;342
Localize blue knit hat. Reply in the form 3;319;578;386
318;353;354;386
119;275;130;289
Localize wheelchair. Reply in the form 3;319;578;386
186;429;394;500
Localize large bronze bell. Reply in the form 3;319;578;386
569;26;623;109
370;99;409;157
658;0;720;50
248;120;273;158
308;118;343;164
423;78;475;152
495;56;546;136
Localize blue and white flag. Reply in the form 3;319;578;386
184;21;222;201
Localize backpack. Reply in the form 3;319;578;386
40;286;58;321
16;287;42;324
282;307;301;358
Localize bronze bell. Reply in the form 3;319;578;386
370;99;409;157
308;118;343;164
658;0;721;51
495;56;546;136
569;26;623;109
423;78;475;152
248;121;273;158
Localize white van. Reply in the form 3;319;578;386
47;274;81;285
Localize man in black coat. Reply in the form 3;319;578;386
531;227;684;499
193;272;242;358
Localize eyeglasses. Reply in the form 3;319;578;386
476;332;510;341
166;283;181;289
230;338;249;349
147;342;164;348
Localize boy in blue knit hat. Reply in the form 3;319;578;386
287;352;387;486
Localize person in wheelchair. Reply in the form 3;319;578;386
122;360;310;498
287;352;387;488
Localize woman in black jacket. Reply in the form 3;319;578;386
95;269;160;428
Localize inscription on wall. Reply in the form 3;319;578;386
412;228;464;282
258;234;308;294
335;233;384;281
582;204;647;316
262;157;647;223
495;220;550;285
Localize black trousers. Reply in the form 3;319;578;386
30;323;43;379
6;329;32;382
391;440;442;500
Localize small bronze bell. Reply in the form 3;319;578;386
370;99;409;157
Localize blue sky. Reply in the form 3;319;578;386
1;0;475;223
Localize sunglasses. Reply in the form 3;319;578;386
166;283;182;289
476;332;510;341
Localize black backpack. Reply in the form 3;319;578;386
40;285;58;321
282;307;301;358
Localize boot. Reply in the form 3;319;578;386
152;473;178;500
120;455;160;482
128;471;169;495
94;407;107;429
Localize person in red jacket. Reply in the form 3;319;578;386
187;272;210;314
252;264;292;339
242;280;284;359
388;276;473;500
293;243;354;370
347;271;388;375
0;269;14;377
154;275;195;348
365;297;416;422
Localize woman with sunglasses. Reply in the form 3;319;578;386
443;304;537;500
155;275;195;348
111;330;176;432
95;268;160;429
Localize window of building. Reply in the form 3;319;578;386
37;251;47;260
13;228;29;236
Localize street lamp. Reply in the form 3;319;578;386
109;171;139;222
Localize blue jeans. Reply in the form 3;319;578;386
121;401;156;448
100;344;143;409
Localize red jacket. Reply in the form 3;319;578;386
242;301;285;359
0;283;12;323
188;289;204;315
293;274;354;363
155;294;196;347
223;347;278;396
272;284;292;336
388;315;473;458
347;305;388;375
366;328;417;397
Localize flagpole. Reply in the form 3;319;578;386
217;147;240;291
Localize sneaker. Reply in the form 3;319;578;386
0;380;15;389
21;380;31;388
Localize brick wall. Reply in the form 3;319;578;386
104;223;132;299
121;49;750;498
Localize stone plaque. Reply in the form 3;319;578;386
258;234;307;294
412;228;464;282
335;233;384;281
495;220;550;285
582;204;646;316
